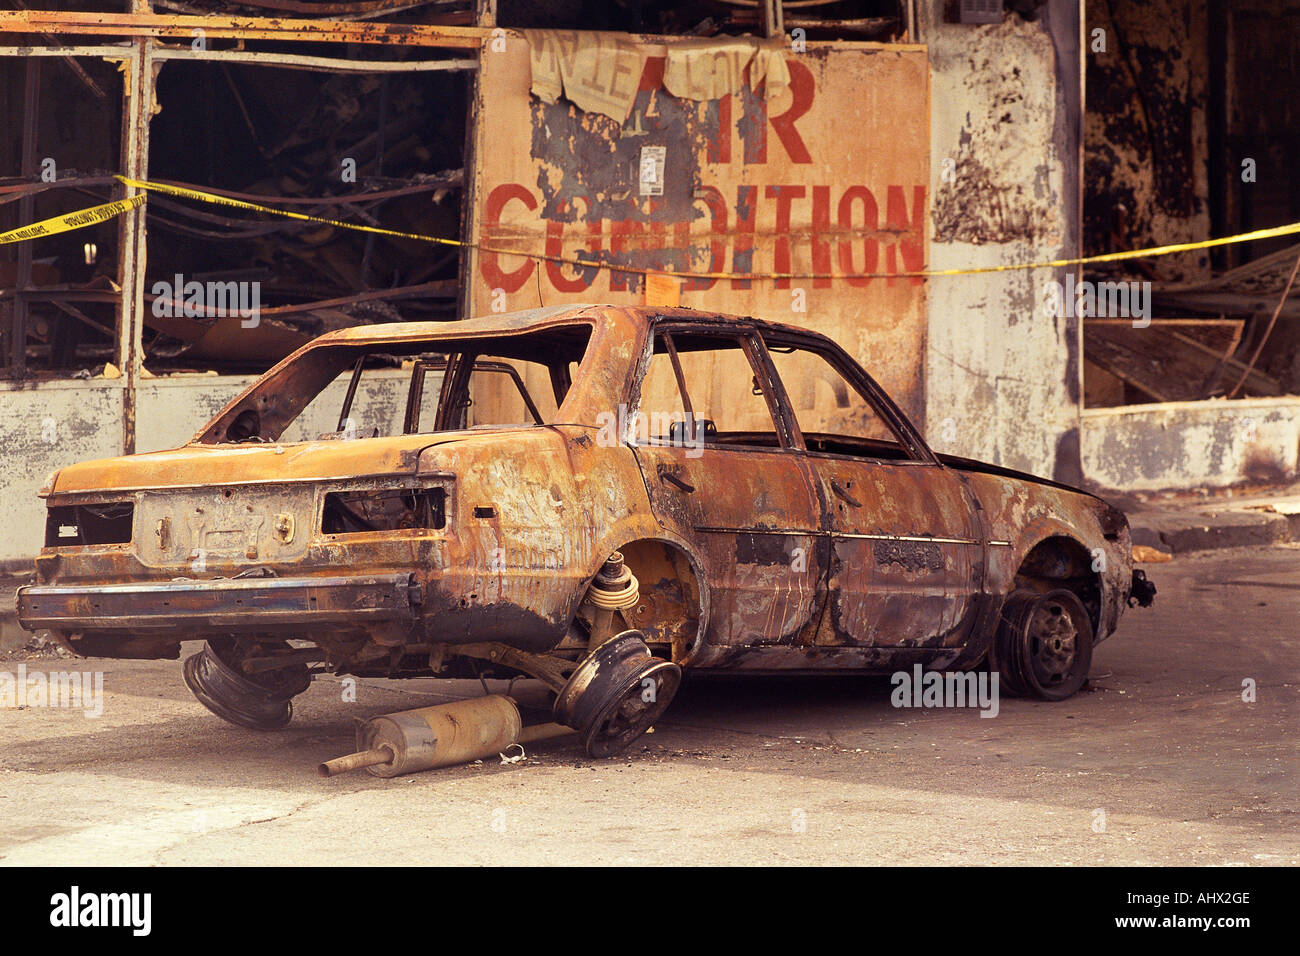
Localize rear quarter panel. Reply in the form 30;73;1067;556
414;424;672;651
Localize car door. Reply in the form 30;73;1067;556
759;333;985;650
629;324;827;647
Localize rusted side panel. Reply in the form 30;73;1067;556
961;469;1131;649
812;462;983;650
404;425;660;652
466;37;930;423
631;441;824;648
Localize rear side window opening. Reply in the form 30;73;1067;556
194;325;593;444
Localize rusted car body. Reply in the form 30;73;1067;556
18;305;1153;753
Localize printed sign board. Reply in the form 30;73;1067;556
467;35;929;419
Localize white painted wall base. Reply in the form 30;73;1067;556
1;380;127;567
1081;398;1300;492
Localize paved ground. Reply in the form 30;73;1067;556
1;546;1295;866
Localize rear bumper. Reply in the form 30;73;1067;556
17;573;420;633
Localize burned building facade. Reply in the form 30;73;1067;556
2;0;1298;565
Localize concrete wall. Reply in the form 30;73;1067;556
921;0;1083;483
135;370;418;453
1082;398;1300;492
0;380;126;567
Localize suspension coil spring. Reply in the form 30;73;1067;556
586;552;640;611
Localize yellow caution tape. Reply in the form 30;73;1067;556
111;175;1300;281
115;175;462;246
0;194;145;245
921;220;1300;277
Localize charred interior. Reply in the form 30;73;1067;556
1083;0;1300;409
322;487;447;533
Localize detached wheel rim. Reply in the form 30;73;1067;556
582;659;680;759
554;630;681;758
182;640;309;731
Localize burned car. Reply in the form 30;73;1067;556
18;305;1154;759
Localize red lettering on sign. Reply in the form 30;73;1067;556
740;60;815;166
683;186;728;292
609;220;644;292
480;181;925;297
885;185;925;286
481;183;537;292
730;185;758;289
811;185;832;289
545;200;603;293
709;95;732;165
741;89;766;166
766;185;805;289
638;56;666;93
768;61;814;165
838;186;880;287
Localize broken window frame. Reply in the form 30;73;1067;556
638;322;797;453
0;45;133;382
193;321;594;444
758;335;920;464
1;22;483;452
754;326;936;465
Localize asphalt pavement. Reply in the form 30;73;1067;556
0;545;1295;865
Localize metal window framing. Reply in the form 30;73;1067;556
2;6;488;452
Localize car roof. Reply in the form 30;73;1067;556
306;304;833;349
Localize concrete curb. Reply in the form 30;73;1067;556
1129;508;1300;556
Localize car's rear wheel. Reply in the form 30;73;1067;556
992;588;1093;701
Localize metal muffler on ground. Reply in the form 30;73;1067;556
319;694;573;778
319;623;681;778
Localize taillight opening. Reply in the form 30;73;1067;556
322;488;447;534
45;502;134;546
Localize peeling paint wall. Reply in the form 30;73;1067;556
1082;399;1300;491
0;381;125;566
136;370;418;453
922;0;1083;483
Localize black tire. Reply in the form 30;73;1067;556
989;590;1030;697
992;588;1093;702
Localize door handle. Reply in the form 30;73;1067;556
830;478;861;507
658;466;695;493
